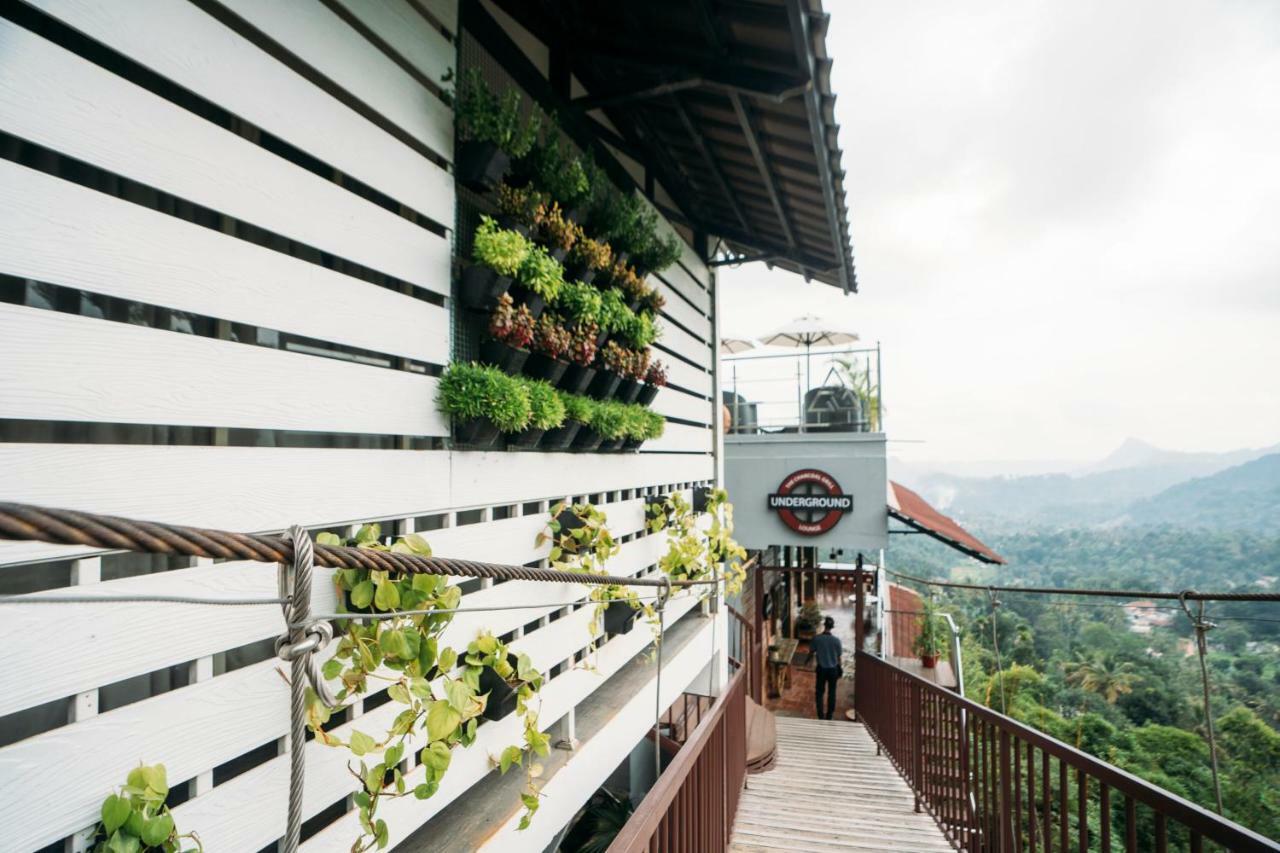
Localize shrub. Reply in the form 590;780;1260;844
533;201;580;252
473;216;530;277
567;321;599;367
454;69;540;158
532;314;572;360
560;392;594;424
522;378;566;430
488;293;535;349
598;288;632;334
438;362;531;433
644;360;668;387
517;245;565;302
557;280;603;327
566;235;612;272
590;400;628;439
496;183;546;228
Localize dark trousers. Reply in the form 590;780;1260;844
815;666;840;720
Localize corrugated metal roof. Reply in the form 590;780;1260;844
888;481;1007;565
491;0;858;291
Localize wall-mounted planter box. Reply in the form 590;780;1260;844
508;427;545;450
506;283;545;319
558;364;596;395
622;437;644;452
636;384;660;406
479;339;529;373
524;353;568;385
615;379;642;405
455;140;510;192
587;370;622;400
571;427;603;451
598;437;625;452
478;654;522;721
458;264;511;312
603;600;637;635
541;421;581;451
454;417;503;450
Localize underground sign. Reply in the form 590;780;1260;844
767;468;853;535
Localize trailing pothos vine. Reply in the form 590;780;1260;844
91;764;201;853
648;488;748;596
304;524;548;849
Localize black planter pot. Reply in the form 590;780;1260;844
556;506;586;533
455;140;510;192
478;654;521;721
454;417;501;450
479;339;530;373
507;283;545;319
623;437;644;451
594;329;609;349
558;363;596;394
693;485;710;513
548;246;569;263
541;421;581;451
508;427;546;450
626;296;643;313
563;263;596;285
615;379;642;404
587;370;622;400
599;437;625;452
645;496;673;527
495;215;531;236
636;384;660;406
524;353;568;385
458;265;512;312
571;427;603;451
604;600;637;635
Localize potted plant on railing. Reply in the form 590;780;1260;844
495;183;545;234
461;217;530;311
438;362;532;450
453;69;541;191
564;233;612;284
637;360;666;406
482;293;535;373
543;391;590;450
526;314;572;386
913;600;949;669
561;321;599;394
796;600;822;642
509;378;565;450
510;245;564;319
531;201;580;262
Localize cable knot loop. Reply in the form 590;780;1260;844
277;525;338;708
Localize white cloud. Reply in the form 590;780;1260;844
720;0;1280;466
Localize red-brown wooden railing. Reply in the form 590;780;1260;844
607;669;748;853
855;651;1280;853
727;603;762;704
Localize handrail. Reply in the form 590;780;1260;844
608;669;748;852
855;651;1280;852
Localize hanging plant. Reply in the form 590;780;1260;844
91;764;201;852
556;280;604;329
636;285;666;316
515;245;566;307
705;488;749;595
531;314;573;362
616;310;659;350
630;230;683;277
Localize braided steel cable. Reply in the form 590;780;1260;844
0;502;715;588
887;567;1280;603
279;526;313;853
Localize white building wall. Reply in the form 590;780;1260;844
0;1;718;849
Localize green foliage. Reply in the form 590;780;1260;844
912;599;950;659
496;183;546;228
472;216;530;277
560;392;594;424
437;362;532;434
556;280;604;327
523;378;566;430
630;230;682;275
516;245;565;302
91;765;200;852
597;288;632;335
453;69;540;157
589;399;628;439
616;309;659;349
527;132;590;208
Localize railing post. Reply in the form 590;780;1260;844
854;561;865;654
913;680;923;813
999;728;1014;852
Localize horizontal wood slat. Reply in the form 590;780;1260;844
654;275;711;341
25;0;454;226
0;19;451;296
655;312;715;369
0;446;711;566
0;161;450;365
650;387;713;426
332;0;453;89
0;303;448;436
641;421;713;455
655;348;714;397
216;0;453;160
654;260;711;317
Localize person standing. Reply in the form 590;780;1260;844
811;615;843;720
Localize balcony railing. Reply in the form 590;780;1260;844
854;651;1280;853
723;344;882;434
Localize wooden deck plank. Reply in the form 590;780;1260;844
731;718;951;852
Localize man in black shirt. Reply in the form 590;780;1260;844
811;616;843;720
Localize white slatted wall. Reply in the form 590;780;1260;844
0;0;719;850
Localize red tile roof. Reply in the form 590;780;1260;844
888;481;1007;565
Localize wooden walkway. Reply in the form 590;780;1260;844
730;716;953;852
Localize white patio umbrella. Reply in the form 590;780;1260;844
719;337;757;355
760;315;859;394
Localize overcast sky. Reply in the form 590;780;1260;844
719;0;1280;470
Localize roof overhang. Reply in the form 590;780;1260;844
887;481;1007;565
490;0;858;292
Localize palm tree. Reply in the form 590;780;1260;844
1064;652;1141;704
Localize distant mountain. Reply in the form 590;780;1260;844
1126;454;1280;533
903;440;1280;531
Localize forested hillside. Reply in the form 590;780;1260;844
1128;454;1280;532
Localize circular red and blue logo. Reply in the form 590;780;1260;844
767;469;853;535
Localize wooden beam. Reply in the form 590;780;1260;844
730;92;795;247
671;93;751;233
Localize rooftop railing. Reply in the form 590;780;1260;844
854;651;1280;853
723;344;883;435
